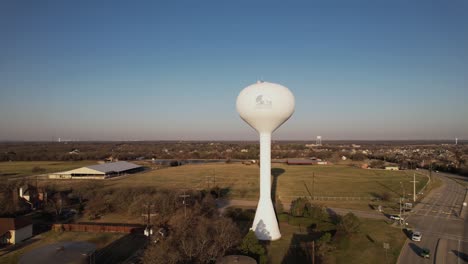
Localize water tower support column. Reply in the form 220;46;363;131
251;132;281;240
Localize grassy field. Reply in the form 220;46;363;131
104;163;429;202
0;231;123;263
0;161;97;178
332;219;405;264
267;217;405;264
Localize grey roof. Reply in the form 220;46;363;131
86;161;141;173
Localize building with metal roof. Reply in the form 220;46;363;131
49;161;142;179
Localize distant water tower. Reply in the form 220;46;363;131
456;138;458;145
316;136;322;145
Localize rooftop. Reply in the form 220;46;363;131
0;217;32;236
86;161;141;173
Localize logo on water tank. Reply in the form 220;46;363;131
255;95;272;109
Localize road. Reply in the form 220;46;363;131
398;172;468;264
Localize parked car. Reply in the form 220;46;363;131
420;248;430;258
412;231;422;241
390;215;403;220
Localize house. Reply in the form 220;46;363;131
385;166;399;171
0;217;33;245
68;149;80;154
19;185;48;209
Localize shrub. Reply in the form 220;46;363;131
337;212;360;235
239;230;267;264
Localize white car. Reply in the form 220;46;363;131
390;215;402;220
412;231;422;241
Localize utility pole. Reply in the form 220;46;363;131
142;203;158;239
312;172;315;200
205;176;212;189
399;182;404;226
399;197;402;223
410;173;418;202
142;203;157;225
179;191;190;219
311;240;315;264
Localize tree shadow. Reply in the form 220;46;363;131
366;234;375;243
325;208;340;224
370;192;383;200
281;233;314;264
271;168;285;206
452;250;468;262
254;220;271;241
94;233;147;264
375;181;400;196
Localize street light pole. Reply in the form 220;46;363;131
410;173;418;202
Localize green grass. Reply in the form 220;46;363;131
333;219;405;264
267;217;406;264
0;231;123;263
0;161;97;178
103;163;428;202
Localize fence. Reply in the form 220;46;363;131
281;195;378;201
52;223;144;234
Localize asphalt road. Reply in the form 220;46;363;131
398;172;468;264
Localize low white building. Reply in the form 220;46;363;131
49;161;142;179
0;217;33;245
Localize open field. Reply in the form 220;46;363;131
102;163;429;202
0;231;123;263
332;219;405;264
0;161;97;179
266;216;405;264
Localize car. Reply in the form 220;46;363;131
420;248;430;258
412;231;422;241
390;215;403;220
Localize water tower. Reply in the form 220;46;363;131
236;81;295;240
316;136;322;145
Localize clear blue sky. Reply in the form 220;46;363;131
1;0;467;141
